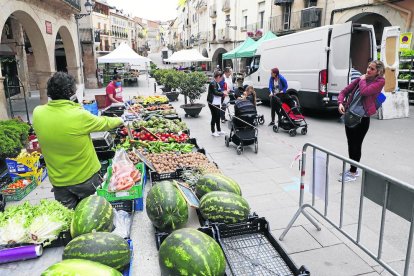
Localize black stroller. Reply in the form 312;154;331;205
225;99;258;155
272;93;308;137
228;87;265;126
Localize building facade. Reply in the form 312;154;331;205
0;0;82;119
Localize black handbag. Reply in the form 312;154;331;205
344;110;362;128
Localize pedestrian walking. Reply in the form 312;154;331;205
337;60;385;182
207;71;228;137
268;67;288;126
221;68;234;123
33;72;123;209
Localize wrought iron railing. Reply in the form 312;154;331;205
62;0;81;11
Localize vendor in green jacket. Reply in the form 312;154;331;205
33;72;123;209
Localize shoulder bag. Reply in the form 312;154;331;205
344;86;366;128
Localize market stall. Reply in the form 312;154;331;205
0;95;309;276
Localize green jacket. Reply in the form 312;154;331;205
33;100;122;187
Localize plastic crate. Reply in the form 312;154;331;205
122;239;133;276
97;163;145;201
150;168;183;183
0;176;37;202
44;230;72;248
213;217;310;276
134;197;143;211
110;199;135;214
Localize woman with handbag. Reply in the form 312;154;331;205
337;60;385;182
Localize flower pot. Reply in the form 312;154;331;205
165;91;179;102
180;103;205;118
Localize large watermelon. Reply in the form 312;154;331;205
63;232;130;271
146;180;188;231
199;191;250;224
70;195;114;238
159;228;226;276
41;259;122;276
195;173;241;198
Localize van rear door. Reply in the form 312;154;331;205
328;22;352;96
380;26;400;92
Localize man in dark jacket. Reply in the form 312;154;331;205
268;67;288;126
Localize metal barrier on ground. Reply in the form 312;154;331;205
279;143;414;276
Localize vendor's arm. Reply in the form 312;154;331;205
81;110;123;134
107;93;122;103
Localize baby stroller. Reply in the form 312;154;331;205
229;87;265;126
272;93;308;137
225;99;258;155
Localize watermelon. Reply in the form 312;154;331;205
199;191;250;224
63;232;130;271
146;180;188;231
159;228;226;276
195;173;241;198
70;195;114;238
41;259;122;276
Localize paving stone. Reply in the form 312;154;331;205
271;225;322;254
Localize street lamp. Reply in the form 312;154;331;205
75;0;95;85
225;17;237;30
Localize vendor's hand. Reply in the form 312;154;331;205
338;103;345;115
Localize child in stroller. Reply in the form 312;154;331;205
225;98;259;154
228;85;265;125
272;93;308;137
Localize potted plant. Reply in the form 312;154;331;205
178;72;208;118
162;70;183;101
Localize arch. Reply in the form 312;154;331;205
55;24;79;80
212;47;228;69
0;7;52;75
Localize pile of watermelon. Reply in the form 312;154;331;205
42;196;131;275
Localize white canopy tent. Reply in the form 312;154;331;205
98;42;151;67
98;43;152;86
165;49;211;63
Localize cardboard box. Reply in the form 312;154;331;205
6;150;41;174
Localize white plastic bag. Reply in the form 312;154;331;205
111;209;131;239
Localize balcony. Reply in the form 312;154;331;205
269;10;302;34
196;0;207;13
245;22;270;34
209;5;217;18
217;28;231;43
62;0;81;12
222;0;231;12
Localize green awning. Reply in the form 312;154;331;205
237;31;277;58
222;37;256;60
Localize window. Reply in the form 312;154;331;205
244;16;248;30
248;56;261;75
259;11;265;29
212;23;216;40
98;22;101;29
305;0;317;8
282;4;291;30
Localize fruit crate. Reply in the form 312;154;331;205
0;176;37;202
97;163;145;201
110;197;144;213
150;168;183;183
44;230;72;248
213;217;310;276
122;239;134;276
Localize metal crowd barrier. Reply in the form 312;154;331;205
279;143;414;276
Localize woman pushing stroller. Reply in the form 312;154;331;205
268;67;288;126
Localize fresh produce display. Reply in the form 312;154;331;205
0;200;73;245
109;157;141;192
145;104;173;111
146;181;188;231
0;119;31;158
0;178;32;193
195;173;241;198
136;141;194;153
41;259;123;276
70;196;114;238
63;232;131;271
132;117;188;134
142;152;211;173
127;150;141;164
199;191;250;224
143;95;169;105
158;228;226;276
127;103;143;114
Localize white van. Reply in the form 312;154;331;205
243;22;399;110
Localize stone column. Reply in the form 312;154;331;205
36;72;54;104
0;77;10;120
67;66;81;84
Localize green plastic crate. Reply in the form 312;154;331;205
0;176;36;202
97;162;144;202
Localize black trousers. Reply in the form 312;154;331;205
52;172;101;209
220;103;227;120
270;95;282;122
209;104;221;133
345;117;370;173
